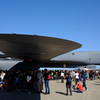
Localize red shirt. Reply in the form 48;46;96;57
78;83;83;91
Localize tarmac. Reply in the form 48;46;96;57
41;79;100;100
0;79;100;100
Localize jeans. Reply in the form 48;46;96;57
45;80;50;94
83;81;87;90
76;89;83;93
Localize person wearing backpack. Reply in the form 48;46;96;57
66;73;72;96
43;69;50;94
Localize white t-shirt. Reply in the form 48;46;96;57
0;73;5;80
75;73;79;79
61;72;64;77
27;75;32;82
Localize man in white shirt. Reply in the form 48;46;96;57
75;71;79;85
26;73;32;94
60;71;64;83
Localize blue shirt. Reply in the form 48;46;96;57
81;74;87;82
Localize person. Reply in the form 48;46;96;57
43;69;50;94
0;71;5;89
37;70;43;93
60;71;64;83
89;71;93;80
26;73;32;94
75;82;83;93
51;71;54;80
0;77;3;89
75;71;79;85
0;71;5;81
81;72;88;91
66;73;72;96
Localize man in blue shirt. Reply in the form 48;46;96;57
81;72;88;91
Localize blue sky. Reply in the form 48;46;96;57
0;0;100;52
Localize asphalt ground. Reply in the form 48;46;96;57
0;79;100;100
41;79;100;100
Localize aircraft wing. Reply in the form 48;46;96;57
0;34;82;62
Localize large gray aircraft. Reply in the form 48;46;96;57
0;34;100;70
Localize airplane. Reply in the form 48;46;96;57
51;51;100;65
0;34;100;71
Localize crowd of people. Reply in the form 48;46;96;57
0;69;100;95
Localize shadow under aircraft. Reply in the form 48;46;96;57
0;90;40;100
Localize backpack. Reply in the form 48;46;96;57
47;74;51;80
67;77;72;84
